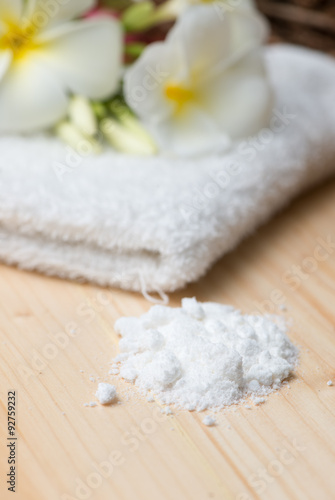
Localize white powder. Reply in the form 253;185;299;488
84;402;97;408
95;383;117;405
161;407;173;415
109;368;120;375
202;416;216;426
113;298;298;411
252;397;266;405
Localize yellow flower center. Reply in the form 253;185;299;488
165;84;195;113
0;21;39;61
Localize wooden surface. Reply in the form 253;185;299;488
1;179;335;500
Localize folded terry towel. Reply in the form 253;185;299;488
0;45;335;293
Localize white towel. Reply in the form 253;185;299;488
0;45;335;293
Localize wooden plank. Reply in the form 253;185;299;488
1;179;335;500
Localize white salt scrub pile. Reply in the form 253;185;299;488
113;298;298;411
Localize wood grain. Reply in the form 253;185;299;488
1;179;335;500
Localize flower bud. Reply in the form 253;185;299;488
55;121;101;154
122;2;156;32
68;96;98;137
101;118;157;156
109;100;157;151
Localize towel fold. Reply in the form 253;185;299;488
0;45;335;293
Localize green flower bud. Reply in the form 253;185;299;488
68;96;98;137
55;121;101;154
122;1;156;32
101;117;157;156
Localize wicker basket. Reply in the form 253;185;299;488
256;0;335;55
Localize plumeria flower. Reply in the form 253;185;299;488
0;0;122;133
124;4;273;156
157;0;256;22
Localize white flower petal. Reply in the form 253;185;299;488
229;9;269;55
200;50;273;140
125;41;184;125
233;0;256;10
167;4;231;81
214;0;256;14
149;106;230;156
0;57;68;133
164;0;256;19
0;49;12;81
25;0;95;28
0;0;23;23
168;5;268;84
35;19;122;99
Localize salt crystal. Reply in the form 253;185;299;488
161;407;172;415
95;383;117;405
109;368;119;375
203;416;216;426
84;402;97;408
252;397;266;405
